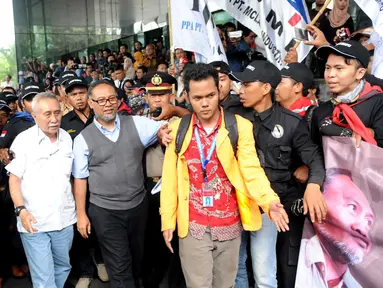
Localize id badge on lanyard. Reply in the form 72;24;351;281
195;127;217;208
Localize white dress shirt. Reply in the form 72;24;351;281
6;125;77;233
296;225;361;288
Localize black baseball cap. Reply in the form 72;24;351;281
209;61;230;75
59;71;77;85
0;100;11;112
316;40;370;68
65;77;88;93
280;63;314;90
20;83;45;100
229;60;281;89
0;92;18;102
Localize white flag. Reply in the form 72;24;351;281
210;0;312;69
170;0;227;63
354;0;383;79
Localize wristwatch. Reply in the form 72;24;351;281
15;206;26;216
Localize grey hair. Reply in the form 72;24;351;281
323;168;352;194
87;80;117;99
32;92;60;113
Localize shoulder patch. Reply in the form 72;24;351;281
0;130;6;137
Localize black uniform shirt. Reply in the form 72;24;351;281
61;109;94;140
244;103;325;205
0;115;35;148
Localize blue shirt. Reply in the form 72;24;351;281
72;114;164;178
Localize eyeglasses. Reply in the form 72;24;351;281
91;96;118;106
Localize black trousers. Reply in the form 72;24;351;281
142;189;185;288
276;215;305;288
89;197;148;288
70;227;104;278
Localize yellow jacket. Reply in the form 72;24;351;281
160;111;280;238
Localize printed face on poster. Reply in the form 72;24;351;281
296;137;383;288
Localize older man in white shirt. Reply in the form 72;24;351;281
6;92;76;288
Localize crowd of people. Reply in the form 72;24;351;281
0;0;382;288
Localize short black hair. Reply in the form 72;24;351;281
115;64;124;71
223;22;237;31
183;63;219;93
137;66;148;73
103;48;111;54
90;52;95;57
88;80;117;99
120;44;128;49
86;63;93;67
157;62;168;68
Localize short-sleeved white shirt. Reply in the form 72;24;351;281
6;125;77;233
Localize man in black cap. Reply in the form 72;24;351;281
61;78;93;140
140;71;186;288
0;92;18;115
58;71;76;116
0;83;43;156
312;40;383;148
276;63;316;117
230;60;326;288
209;61;251;117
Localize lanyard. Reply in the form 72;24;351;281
194;127;218;182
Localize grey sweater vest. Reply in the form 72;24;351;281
81;115;145;210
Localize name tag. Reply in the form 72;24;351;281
202;182;214;208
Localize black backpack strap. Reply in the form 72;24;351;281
175;114;192;154
223;111;238;156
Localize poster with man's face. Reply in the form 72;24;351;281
296;137;383;288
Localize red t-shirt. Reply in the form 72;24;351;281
184;113;242;241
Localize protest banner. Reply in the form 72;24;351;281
354;0;383;79
296;137;383;288
170;0;227;63
211;0;313;69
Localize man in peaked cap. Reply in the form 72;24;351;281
140;71;187;288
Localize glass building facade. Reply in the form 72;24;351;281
13;0;368;72
13;0;169;70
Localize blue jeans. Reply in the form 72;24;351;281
20;225;74;288
235;214;278;288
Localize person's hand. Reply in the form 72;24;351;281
303;183;327;223
157;124;173;147
163;229;175;253
153;104;175;121
269;201;289;232
284;47;298;64
305;24;330;48
294;164;309;183
77;213;91;239
0;148;10;165
352;128;374;148
19;209;38;233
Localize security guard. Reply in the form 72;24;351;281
0;92;18;116
230;60;326;288
60;77;93;140
57;71;76;116
140;71;185;288
209;61;252;116
0;83;44;155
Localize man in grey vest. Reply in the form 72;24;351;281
72;80;164;288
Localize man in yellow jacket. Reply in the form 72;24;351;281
160;63;289;288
